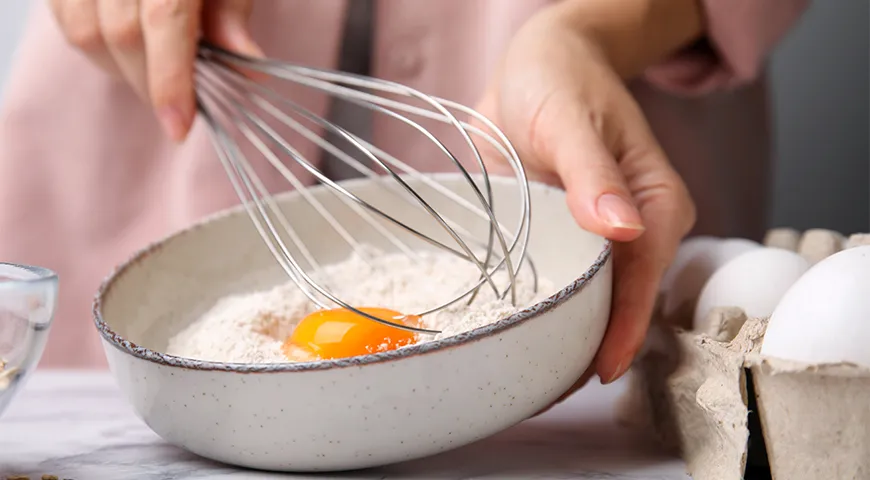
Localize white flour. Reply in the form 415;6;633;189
166;246;553;363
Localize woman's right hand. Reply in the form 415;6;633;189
50;0;262;142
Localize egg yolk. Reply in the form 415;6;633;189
282;307;420;362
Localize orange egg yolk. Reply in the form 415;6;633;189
282;307;421;362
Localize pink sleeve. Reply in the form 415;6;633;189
643;0;810;95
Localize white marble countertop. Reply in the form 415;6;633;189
0;371;690;480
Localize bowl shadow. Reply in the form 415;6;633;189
358;419;676;479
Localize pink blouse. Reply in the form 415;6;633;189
0;0;808;368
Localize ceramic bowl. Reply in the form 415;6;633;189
0;263;58;416
94;174;612;472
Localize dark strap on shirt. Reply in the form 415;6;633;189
321;0;376;181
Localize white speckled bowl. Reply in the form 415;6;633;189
94;174;612;472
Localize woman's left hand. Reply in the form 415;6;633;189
475;0;700;397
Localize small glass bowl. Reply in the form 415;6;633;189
0;263;58;417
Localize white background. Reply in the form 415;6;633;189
0;1;867;233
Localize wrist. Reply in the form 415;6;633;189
551;0;705;79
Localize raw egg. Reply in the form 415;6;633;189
283;307;420;362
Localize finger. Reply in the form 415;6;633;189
98;0;148;101
202;0;262;57
597;187;692;383
51;0;119;75
141;0;203;141
595;125;695;383
468;86;504;174
470;85;558;185
533;90;645;242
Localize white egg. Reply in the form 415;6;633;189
761;246;870;366
693;248;810;331
659;237;761;325
659;236;720;292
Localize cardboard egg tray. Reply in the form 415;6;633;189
615;229;870;480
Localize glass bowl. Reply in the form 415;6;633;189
0;262;58;417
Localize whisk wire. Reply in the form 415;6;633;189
195;42;534;334
205;59;528;302
202;103;444;335
200;46;509;273
206;64;506;299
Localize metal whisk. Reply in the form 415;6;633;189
194;43;535;335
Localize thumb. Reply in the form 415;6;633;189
533;90;645;243
202;0;262;57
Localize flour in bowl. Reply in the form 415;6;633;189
166;246;554;363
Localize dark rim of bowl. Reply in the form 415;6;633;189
92;178;612;373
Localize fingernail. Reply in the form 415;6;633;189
602;361;628;384
157;106;186;142
596;194;644;231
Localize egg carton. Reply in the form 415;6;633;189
615;229;870;480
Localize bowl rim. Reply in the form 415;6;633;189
0;263;58;292
92;176;612;373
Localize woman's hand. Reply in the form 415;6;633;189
476;0;702;392
49;0;261;141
